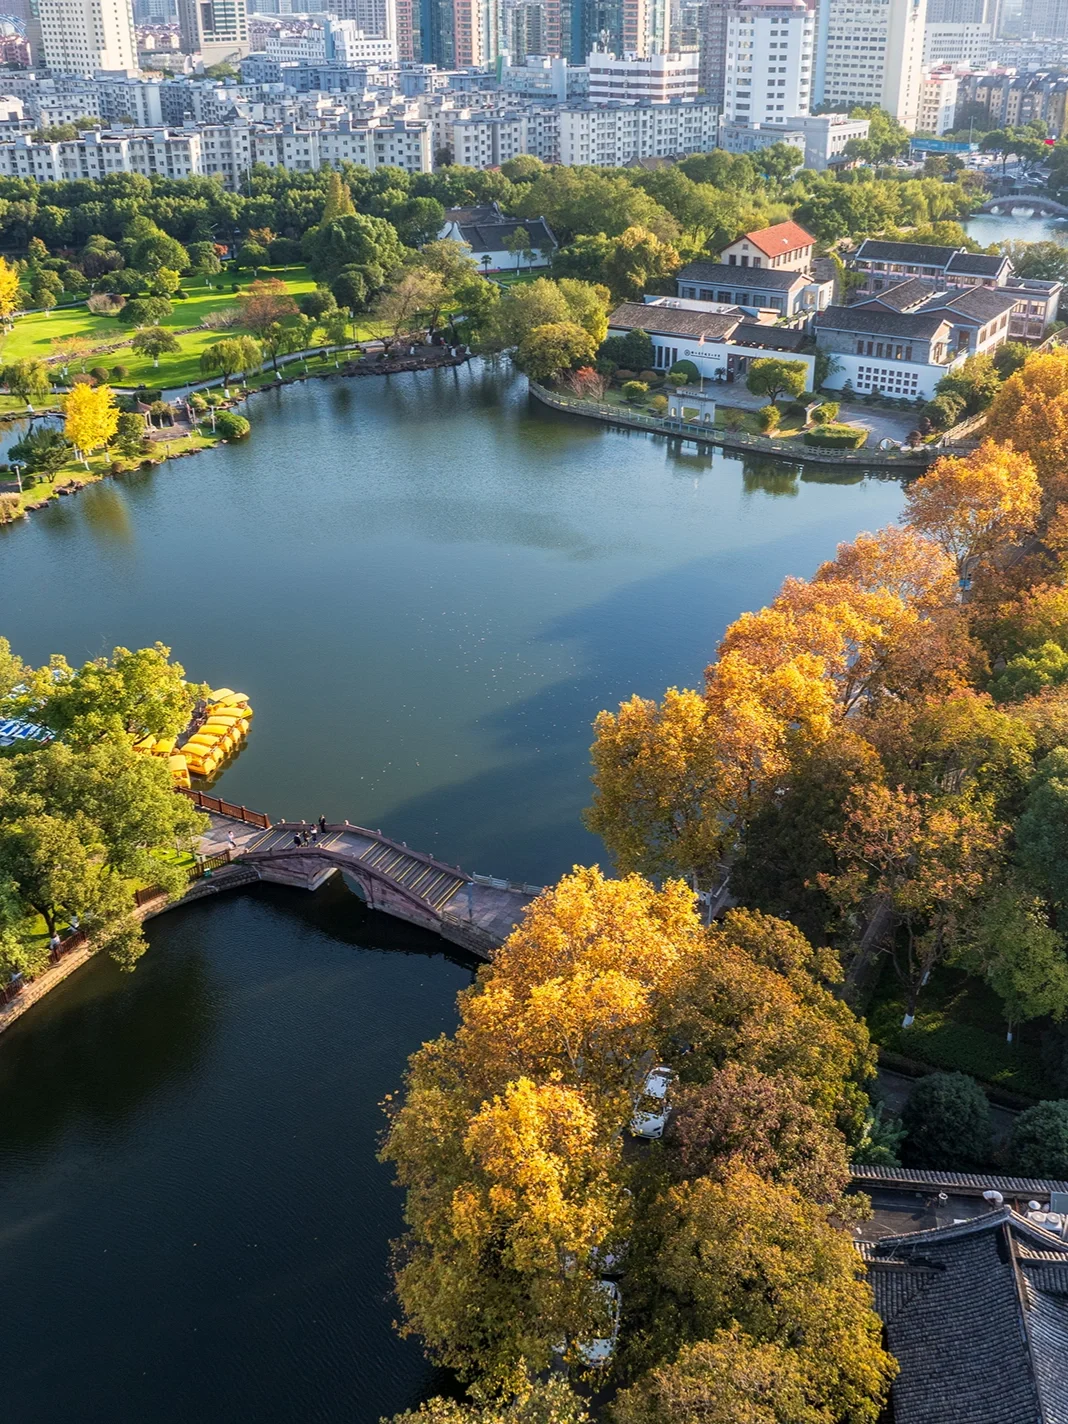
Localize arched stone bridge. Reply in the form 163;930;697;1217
976;196;1068;217
185;795;540;961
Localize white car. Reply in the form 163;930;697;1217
629;1065;674;1139
575;1280;622;1367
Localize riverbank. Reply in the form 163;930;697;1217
528;381;950;470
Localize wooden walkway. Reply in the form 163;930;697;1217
185;797;541;960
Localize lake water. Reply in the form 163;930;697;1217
0;362;907;1422
965;211;1068;249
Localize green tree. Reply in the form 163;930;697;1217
1016;747;1068;905
900;1071;992;1169
746;358;808;405
199;336;262;384
1009;1099;1068;1177
33;641;202;746
302;212;404;281
8;425;72;477
130;325;180;368
503;224;533;273
598;328;655;371
516;321;597;383
954;882;1068;1037
115;410;147;457
2;358;51;404
120;295;173;326
602;225;681;300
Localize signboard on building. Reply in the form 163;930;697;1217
909;137;978;154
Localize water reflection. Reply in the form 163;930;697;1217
81;482;134;545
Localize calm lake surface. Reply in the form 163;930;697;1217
0;362;906;1422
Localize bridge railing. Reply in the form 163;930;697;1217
178;788;271;828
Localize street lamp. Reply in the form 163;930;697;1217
10;459;23;493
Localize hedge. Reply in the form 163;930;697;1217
802;424;867;450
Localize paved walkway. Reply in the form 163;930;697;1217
715;385;920;444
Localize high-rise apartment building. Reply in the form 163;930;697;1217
723;0;813;124
1019;0;1068;36
699;0;742;106
177;0;249;63
37;0;136;75
816;0;927;129
922;19;991;63
587;47;696;97
419;0;501;65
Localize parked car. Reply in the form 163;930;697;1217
629;1064;674;1139
575;1280;622;1367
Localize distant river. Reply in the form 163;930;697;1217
0;362;907;1423
965;210;1068;248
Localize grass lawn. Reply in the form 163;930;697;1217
868;961;1048;1100
2;266;330;391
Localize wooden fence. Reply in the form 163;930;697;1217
177;788;270;828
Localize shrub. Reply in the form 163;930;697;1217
785;401;808;420
214;410;250;440
757;404;780;433
650;393;669;414
621;380;649;403
173;289;187;300
638;369;661;385
187;392;207;413
0;492;22;522
201;306;240;331
599;328;654;371
803;424;867;450
901;1071;992;1169
89;365;110;383
133;387;162;404
922;391;965;430
614;368;635;383
1009;1100;1068;1177
87;291;125;315
813;401;839;423
111;364;129;380
667;359;700;384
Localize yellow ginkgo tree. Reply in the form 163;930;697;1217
64;381;119;466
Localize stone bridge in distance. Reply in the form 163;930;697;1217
182;793;540;961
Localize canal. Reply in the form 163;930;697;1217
0;362;906;1422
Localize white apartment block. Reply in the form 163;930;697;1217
724;0;814;125
817;0;928;130
37;0;136;76
922;19;991;64
557;97;719;164
263;20;397;63
330;0;398;39
0;115;431;183
586;49;699;102
919;66;957;131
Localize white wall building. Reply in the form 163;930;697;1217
922;19;991;64
723;0;814;126
586;49;699;102
557;96;719;164
919;66;957;131
37;0;136;76
817;0;928;130
264;20;397;62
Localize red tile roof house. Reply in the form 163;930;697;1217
717;220;816;273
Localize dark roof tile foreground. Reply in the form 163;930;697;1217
676;259;807;291
815;303;948;339
851;1163;1068;1197
608;301;740;339
860;1209;1068;1424
458;217;555;251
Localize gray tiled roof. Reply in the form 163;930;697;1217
851;1164;1068;1196
862;1210;1068;1424
918;286;1022;322
608;301;740;339
853;238;960;268
676;259;806;291
732;322;809;351
862;277;936;312
815;303;948;339
947;251;1011;276
458;217;555;252
443;203;500;225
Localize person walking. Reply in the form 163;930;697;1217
318;815;326;834
293;832;302;847
227;830;236;850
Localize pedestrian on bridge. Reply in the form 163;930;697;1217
318;815;326;834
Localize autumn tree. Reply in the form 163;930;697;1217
614;1330;823;1424
63;380;119;463
901;440;1040;582
373;268;447;337
665;1064;851;1202
625;1166;896;1422
821;782;1005;1022
236;277;298;337
985;348;1068;501
388;1381;588;1424
0;253;22;323
321;169;356;224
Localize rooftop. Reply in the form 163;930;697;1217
608;300;740;339
815;303;949;339
852;238;963;267
737;219;815;257
676;259;808;291
457;216;555;251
